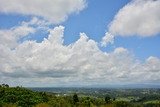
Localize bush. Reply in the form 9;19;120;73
115;101;131;107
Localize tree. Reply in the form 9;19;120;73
1;84;9;88
105;95;111;103
73;93;79;104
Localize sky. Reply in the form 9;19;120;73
0;0;160;87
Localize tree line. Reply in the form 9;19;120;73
0;84;160;107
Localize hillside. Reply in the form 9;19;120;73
0;84;160;107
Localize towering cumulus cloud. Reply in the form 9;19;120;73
0;19;160;86
0;0;86;24
0;0;160;86
109;0;160;37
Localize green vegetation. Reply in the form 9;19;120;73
0;84;160;107
0;84;48;107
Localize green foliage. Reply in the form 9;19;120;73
105;95;111;103
35;103;50;107
47;95;73;107
0;85;160;107
1;103;17;107
143;100;160;107
73;93;79;104
115;101;131;107
0;85;48;107
0;84;9;88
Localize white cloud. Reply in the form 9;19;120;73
0;0;86;24
100;32;114;47
113;47;128;54
48;26;65;44
0;24;35;48
109;0;160;37
0;0;159;87
0;25;160;86
0;17;50;49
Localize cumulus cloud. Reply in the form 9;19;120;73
0;0;86;24
0;23;35;48
109;0;160;37
0;24;160;86
113;47;128;54
0;17;50;49
100;32;114;47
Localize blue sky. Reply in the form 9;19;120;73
63;0;160;60
0;0;159;60
0;0;160;87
